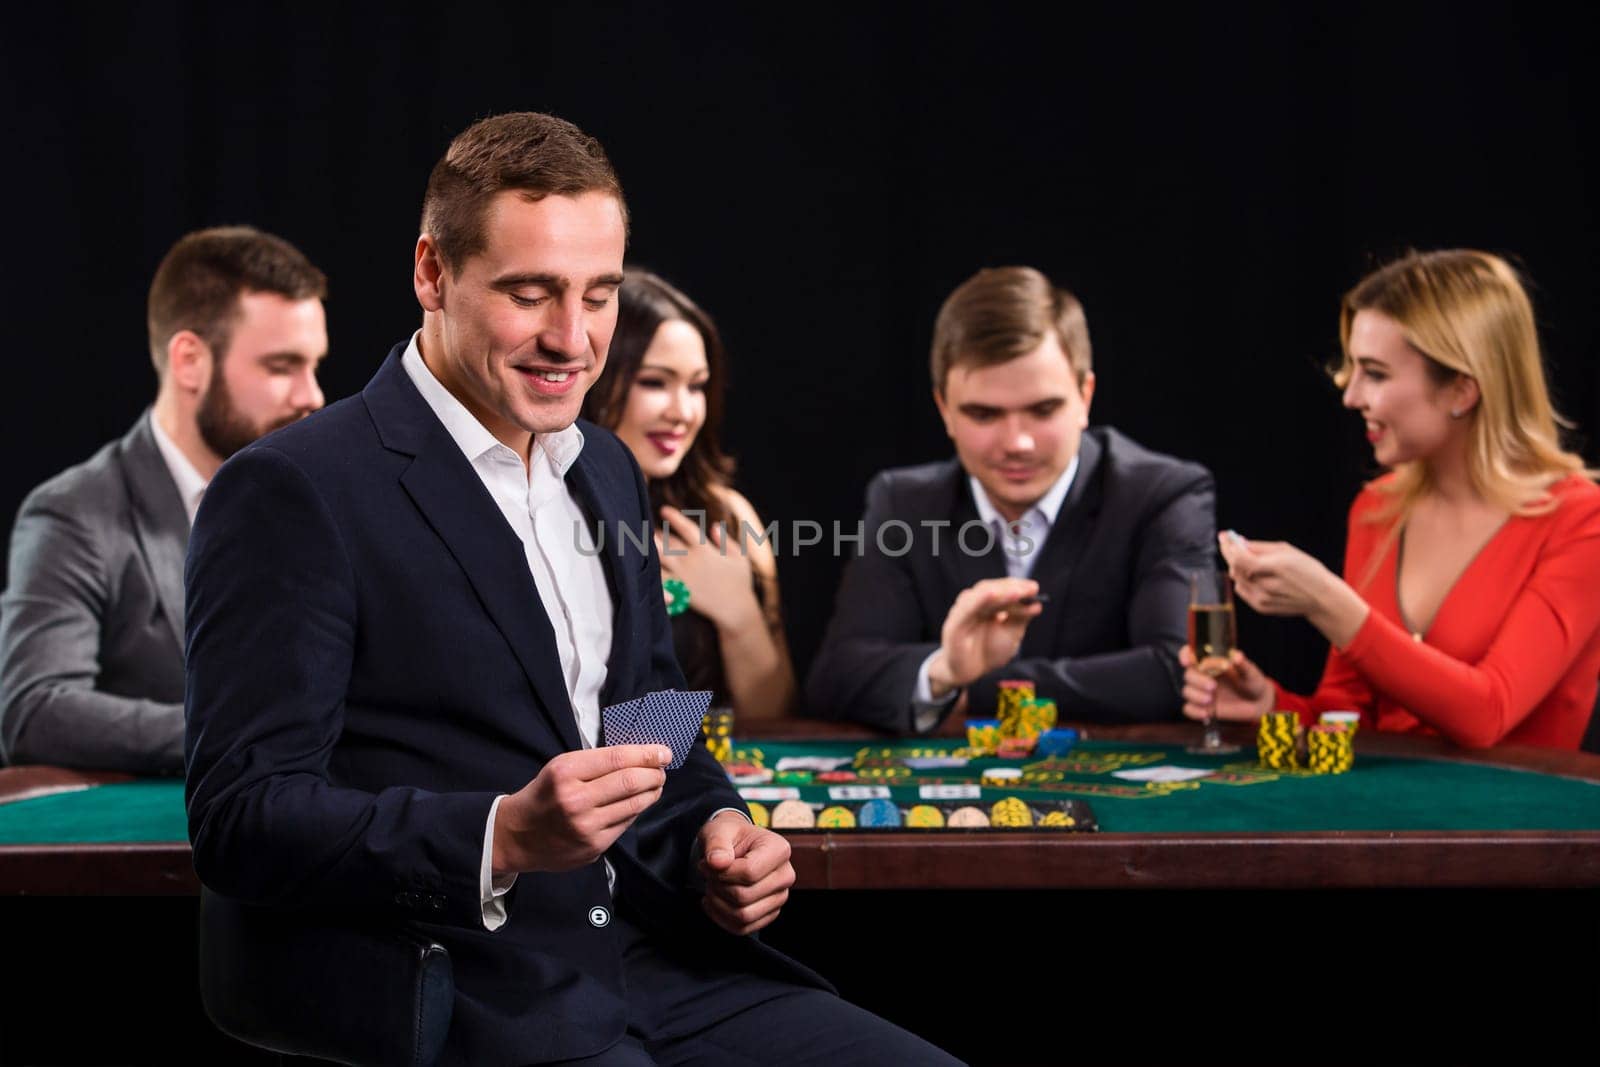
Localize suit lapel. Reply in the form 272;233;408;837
367;350;583;752
118;414;189;652
944;466;1008;595
1023;432;1104;656
565;452;634;709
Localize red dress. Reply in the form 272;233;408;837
1274;473;1600;749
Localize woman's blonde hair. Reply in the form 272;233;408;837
1334;249;1588;528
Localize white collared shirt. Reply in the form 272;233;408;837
967;455;1079;579
402;337;612;744
402;335;613;929
910;455;1081;729
148;411;208;526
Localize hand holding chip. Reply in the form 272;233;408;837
926;577;1045;700
1217;530;1369;647
654;506;758;630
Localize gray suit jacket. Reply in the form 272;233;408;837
0;413;189;771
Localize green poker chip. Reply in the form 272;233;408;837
663;577;691;616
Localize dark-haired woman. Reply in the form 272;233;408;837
583;270;795;719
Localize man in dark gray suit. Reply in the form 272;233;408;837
808;266;1216;733
0;227;328;772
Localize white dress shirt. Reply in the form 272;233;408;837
910;456;1080;730
148;411;208;526
401;336;613;930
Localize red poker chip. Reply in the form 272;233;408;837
816;771;858;783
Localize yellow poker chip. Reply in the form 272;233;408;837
946;806;990;828
817;805;857;829
745;802;770;828
990;797;1033;827
906;804;945;828
1040;810;1077;828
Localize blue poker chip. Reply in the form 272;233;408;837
857;798;903;828
1035;728;1079;757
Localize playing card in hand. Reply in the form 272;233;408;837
601;689;711;769
601;696;646;746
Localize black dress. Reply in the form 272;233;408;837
668;573;767;709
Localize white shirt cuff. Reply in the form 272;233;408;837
482;803;748;930
480;795;516;931
912;650;960;732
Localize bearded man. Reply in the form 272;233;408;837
0;226;328;772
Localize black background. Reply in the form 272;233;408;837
4;2;1596;696
2;4;1598;1063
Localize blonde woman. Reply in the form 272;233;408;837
1183;250;1600;748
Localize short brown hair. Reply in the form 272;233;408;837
930;266;1091;393
421;111;627;274
146;226;327;372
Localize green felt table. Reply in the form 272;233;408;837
3;723;1599;893
0;779;187;845
726;736;1600;833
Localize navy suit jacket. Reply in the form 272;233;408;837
185;348;819;1064
806;428;1217;732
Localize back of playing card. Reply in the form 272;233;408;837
601;690;711;768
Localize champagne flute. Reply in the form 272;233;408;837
1186;568;1242;754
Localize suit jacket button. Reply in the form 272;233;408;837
588;906;610;928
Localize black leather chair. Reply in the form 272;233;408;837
198;888;454;1067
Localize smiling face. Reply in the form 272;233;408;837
612;318;708;480
934;333;1094;523
1341;309;1475;467
414;189;627;452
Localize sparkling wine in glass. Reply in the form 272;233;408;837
1186;569;1242;754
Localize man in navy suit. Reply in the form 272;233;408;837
185;113;957;1065
808;266;1216;733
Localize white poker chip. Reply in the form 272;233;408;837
947;806;991;828
771;799;816;829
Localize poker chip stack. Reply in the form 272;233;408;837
996;733;1037;758
996;679;1036;736
701;707;734;763
1257;711;1300;770
1016;697;1057;738
1318;710;1360;735
990;797;1033;827
1035;727;1079;757
966;718;1001;756
1306;723;1354;774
